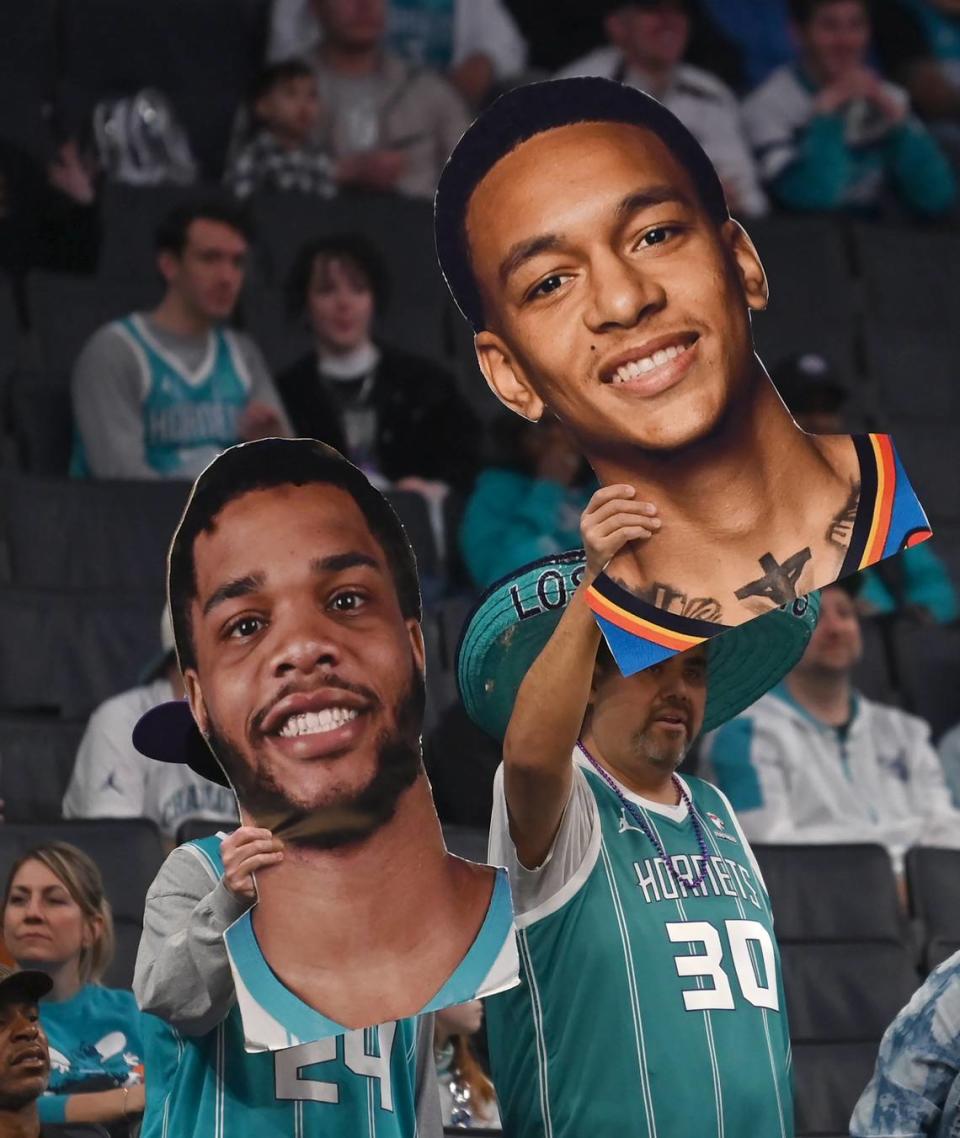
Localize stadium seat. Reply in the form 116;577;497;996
0;274;22;390
888;422;960;525
893;623;960;738
0;586;162;718
0;474;189;591
0;716;85;822
746;217;858;382
854;224;960;332
852;616;896;707
441;824;489;864
792;1041;880;1138
0;819;164;987
424;703;500;830
905;847;960;971
97;184;213;281
752;844;904;944
780;942;918;1042
25;272;163;378
0;2;58;160
6;375;72;475
176;819;232;846
863;324;960;426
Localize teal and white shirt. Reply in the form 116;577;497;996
70;314;289;480
487;752;792;1138
169;835;519;1050
135;837;443;1138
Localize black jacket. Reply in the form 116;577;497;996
275;344;480;490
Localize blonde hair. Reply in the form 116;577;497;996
3;842;115;986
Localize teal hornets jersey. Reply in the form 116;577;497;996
72;315;250;478
141;835;425;1138
486;761;792;1138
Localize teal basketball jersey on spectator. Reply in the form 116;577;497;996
140;836;423;1138
486;768;793;1138
72;315;250;478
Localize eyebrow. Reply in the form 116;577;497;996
200;553;381;618
497;185;695;288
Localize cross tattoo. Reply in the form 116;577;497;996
734;548;812;605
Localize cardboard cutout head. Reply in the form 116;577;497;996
436;78;930;675
135;440;518;1048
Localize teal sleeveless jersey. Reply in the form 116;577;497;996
141;837;423;1138
486;769;792;1138
71;315;250;478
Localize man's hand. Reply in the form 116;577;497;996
581;484;660;581
336;148;408;191
220;827;284;903
238;400;285;442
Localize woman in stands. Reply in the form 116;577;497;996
276;232;480;493
2;842;145;1132
435;1000;501;1130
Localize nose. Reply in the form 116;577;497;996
268;605;344;678
10;1012;39;1041
585;248;666;333
22;896;44;923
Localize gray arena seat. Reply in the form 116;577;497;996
0;474;189;591
0;586;162;718
893;623;960;738
0;819;164;988
792;1041;881;1138
0;716;85;822
905;847;960;972
6;375;73;475
176;818;232;846
753;844;905;944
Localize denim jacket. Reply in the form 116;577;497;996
851;951;960;1137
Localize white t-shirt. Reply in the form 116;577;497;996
62;677;237;841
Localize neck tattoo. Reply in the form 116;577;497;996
576;741;710;891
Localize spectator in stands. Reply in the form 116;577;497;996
269;0;527;108
873;1;960;136
775;351;958;625
3;844;146;1130
227;59;416;199
743;0;956;218
61;608;237;848
70;197;291;480
850;948;960;1136
435;1000;500;1130
698;0;795;90
0;138;99;277
277;233;479;492
0;964;55;1138
701;577;960;875
460;414;593;589
308;0;470;199
937;721;960;808
556;0;768;217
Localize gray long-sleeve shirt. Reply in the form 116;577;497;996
70;313;291;480
134;842;443;1136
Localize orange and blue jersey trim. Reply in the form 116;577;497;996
587;433;931;676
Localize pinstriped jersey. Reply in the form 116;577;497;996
140;837;426;1138
587;432;931;675
486;756;792;1138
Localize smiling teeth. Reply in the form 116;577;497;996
278;708;359;738
612;342;689;384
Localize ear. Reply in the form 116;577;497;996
474;331;544;423
157;249;179;287
407;620;427;679
83;912;104;950
724;220;768;313
183;668;210;739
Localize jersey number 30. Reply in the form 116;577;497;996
665;919;779;1012
275;1024;397;1110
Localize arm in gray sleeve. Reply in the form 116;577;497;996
235;333;294;436
134;845;250;1037
71;324;161;479
414;1013;444;1138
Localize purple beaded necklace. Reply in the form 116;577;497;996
577;740;710;891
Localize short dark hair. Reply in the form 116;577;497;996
251;57;314;103
154;195;255;258
788;0;867;26
434;77;729;332
285;233;390;320
168;439;422;672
